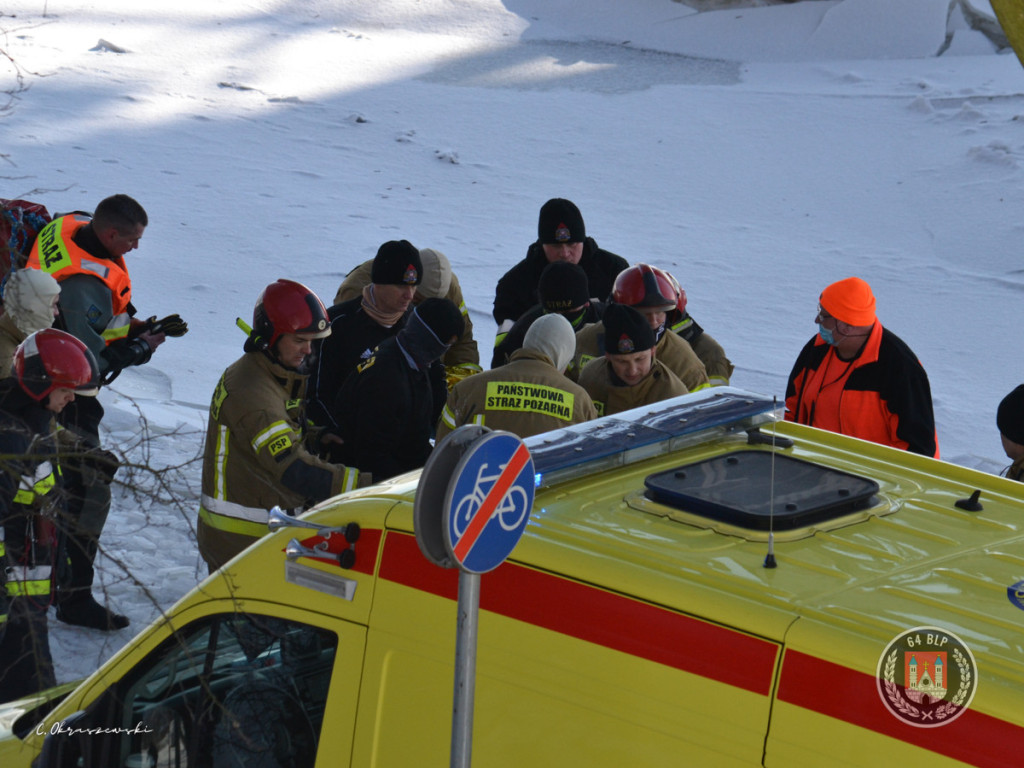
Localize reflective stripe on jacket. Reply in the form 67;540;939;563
199;352;359;549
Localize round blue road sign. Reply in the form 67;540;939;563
443;430;535;574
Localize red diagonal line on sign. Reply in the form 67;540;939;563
453;442;531;562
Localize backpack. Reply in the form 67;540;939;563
0;198;53;309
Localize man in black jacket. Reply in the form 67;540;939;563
492;198;627;334
491;261;604;369
308;240;422;428
332;298;464;481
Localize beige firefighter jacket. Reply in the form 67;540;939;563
198;350;362;570
437;348;597;441
577;357;689;417
568;322;709;392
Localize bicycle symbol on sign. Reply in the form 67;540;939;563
452;460;530;539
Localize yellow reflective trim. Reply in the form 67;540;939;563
594;401;606;417
440;405;457;430
484;381;575;422
101;324;130;343
198;505;269;538
260;421;295;456
13;465;57;505
6;580;51;597
214;425;229;501
211;375;228;421
341;468;359;494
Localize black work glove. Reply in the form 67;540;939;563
82;448;120;484
148;313;189;337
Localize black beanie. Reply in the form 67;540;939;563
411;297;465;345
997;384;1024;445
539;261;589;313
371;240;423;285
538;198;585;244
398;298;464;370
602;302;656;354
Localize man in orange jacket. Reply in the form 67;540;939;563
784;276;938;458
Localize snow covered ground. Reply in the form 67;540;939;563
2;0;1023;682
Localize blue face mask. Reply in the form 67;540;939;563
818;324;836;346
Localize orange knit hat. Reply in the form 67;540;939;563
820;277;876;326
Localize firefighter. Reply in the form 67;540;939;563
578;302;688;417
198;279;370;572
491;261;605;369
438;313;597;441
569;264;710;392
26;194;187;630
0;329;99;702
662;270;734;387
492;198;628;336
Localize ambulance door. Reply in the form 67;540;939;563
33;601;365;768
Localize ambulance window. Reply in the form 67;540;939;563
50;613;338;768
644;450;879;531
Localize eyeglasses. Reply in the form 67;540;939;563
815;305;834;324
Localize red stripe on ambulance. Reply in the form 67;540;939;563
778;650;1024;768
379;531;777;696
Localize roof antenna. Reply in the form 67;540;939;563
764;396;778;569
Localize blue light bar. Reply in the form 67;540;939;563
524;388;779;488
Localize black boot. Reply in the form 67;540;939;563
55;592;129;631
55;533;129;631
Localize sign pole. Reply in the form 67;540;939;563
414;427;535;768
450;569;480;768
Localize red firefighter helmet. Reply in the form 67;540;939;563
252;279;331;349
14;328;99;401
611;264;678;312
662;269;688;317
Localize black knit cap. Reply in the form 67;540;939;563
602;302;655;354
539;261;589;313
538;198;585;244
997;384;1024;445
412;297;465;344
371;240;423;286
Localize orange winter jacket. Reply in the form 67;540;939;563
784;322;939;458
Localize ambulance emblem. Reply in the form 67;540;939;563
876;626;977;727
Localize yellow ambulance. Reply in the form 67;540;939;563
0;388;1021;767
